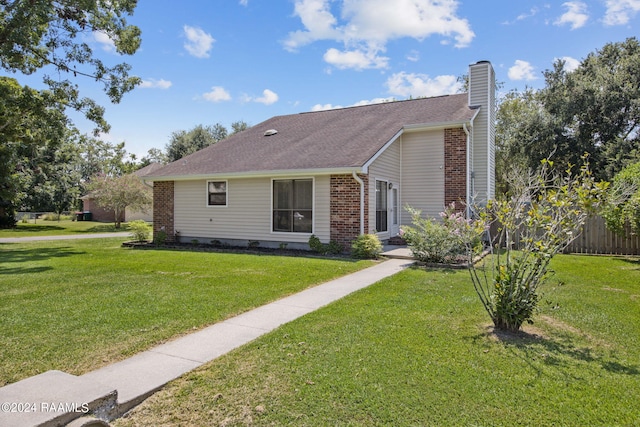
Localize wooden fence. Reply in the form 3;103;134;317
564;215;640;255
492;215;640;255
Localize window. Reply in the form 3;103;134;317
273;179;313;233
376;180;388;232
207;181;227;206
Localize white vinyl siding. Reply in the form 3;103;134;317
174;176;330;244
469;61;496;204
400;130;445;223
368;140;400;238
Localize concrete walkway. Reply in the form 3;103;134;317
0;256;413;427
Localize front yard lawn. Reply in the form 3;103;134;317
0;220;127;237
0;238;373;386
115;254;640;426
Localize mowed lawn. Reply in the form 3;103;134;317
115;254;640;427
0;237;373;386
0;220;126;237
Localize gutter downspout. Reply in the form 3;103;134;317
463;122;472;219
352;171;365;235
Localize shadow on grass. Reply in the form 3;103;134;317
132;242;365;262
471;324;639;379
1;224;66;234
78;223;123;233
620;256;640;270
0;246;86;275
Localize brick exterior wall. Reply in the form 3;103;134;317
444;127;467;213
153;181;175;242
330;174;368;250
81;198;124;223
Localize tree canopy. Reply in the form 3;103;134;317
0;0;141;133
602;160;640;235
87;172;152;229
0;0;142;226
496;37;640;189
165;121;250;162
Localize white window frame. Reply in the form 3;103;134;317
206;180;228;207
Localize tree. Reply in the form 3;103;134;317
0;1;142;226
0;0;141;133
87;173;151;228
542;39;640;180
165;124;228;162
0;77;67;226
19;129;83;215
231;120;249;134
496;38;640;186
139;148;168;167
78;134;133;180
470;158;606;332
602;160;640;235
495;89;560;194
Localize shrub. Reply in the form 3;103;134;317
154;230;167;245
308;235;344;255
308;234;325;253
127;220;152;242
402;205;474;264
327;240;344;255
470;157;606;332
351;234;383;259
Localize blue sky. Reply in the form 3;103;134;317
31;1;640;158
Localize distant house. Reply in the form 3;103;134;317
81;163;161;223
146;61;496;250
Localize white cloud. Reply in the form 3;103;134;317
183;25;215;58
93;31;116;53
311;97;394;111
555;2;589;29
284;0;474;70
239;0;248;5
406;50;420;62
254;89;279;105
604;0;640;25
323;47;388;70
202;86;231;102
558;56;581;72
139;78;172;89
508;60;537;81
311;103;343;111
385;72;461;98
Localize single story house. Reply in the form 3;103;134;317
146;61;495;250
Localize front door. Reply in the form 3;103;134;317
390;187;400;236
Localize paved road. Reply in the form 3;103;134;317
0;232;129;243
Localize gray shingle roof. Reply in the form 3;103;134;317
148;93;476;179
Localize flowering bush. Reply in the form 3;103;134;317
402;204;482;264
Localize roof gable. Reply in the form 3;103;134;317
149;93;476;179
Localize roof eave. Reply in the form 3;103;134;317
402;116;478;132
144;166;364;182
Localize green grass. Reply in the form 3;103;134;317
0;238;373;386
0;219;127;237
115;254;640;427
